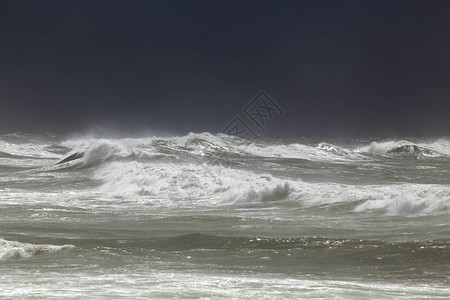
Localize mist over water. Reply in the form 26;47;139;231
0;132;449;298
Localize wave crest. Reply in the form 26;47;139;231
357;140;449;157
92;160;450;215
93;161;294;205
0;238;75;260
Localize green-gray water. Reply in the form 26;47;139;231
1;133;449;299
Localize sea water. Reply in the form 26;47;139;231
0;132;449;299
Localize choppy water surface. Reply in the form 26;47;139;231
0;132;449;299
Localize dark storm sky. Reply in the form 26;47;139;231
1;0;449;137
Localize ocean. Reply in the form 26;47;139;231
0;132;449;299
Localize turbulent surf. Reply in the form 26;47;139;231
0;132;449;299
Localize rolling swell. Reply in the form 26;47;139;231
92;233;449;279
113;232;449;252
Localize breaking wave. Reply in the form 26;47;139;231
3;133;450;165
2;132;449;215
0;237;75;260
53;132;373;168
357;140;450;157
93;161;293;205
92;160;450;215
243;141;367;161
7;133;443;171
0;141;61;159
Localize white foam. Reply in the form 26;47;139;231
1;266;448;299
353;184;450;215
0;141;60;159
0;237;75;260
59;134;231;167
3;133;448;216
424;139;450;156
237;141;367;161
93;160;450;215
4;134;450;168
357;139;450;157
60;133;369;164
93;161;294;207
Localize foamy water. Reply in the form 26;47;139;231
0;133;449;298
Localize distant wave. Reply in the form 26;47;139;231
55;135;450;168
2;132;449;215
0;237;75;260
51;132;372;169
3;133;448;168
0;141;61;159
357;140;450;157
